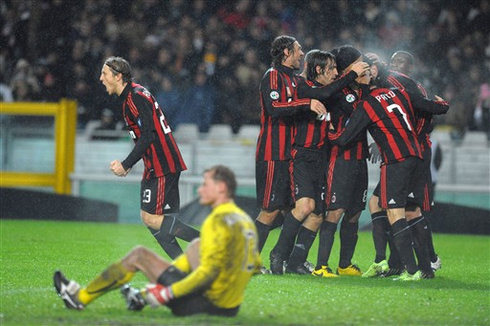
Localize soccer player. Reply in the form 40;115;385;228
311;45;371;278
363;51;443;278
283;50;369;275
54;165;261;316
253;36;327;274
328;61;449;281
99;56;199;259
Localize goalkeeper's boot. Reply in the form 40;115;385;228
121;284;146;311
53;270;84;310
431;255;442;272
312;265;339;278
393;270;422;281
269;250;285;275
337;264;362;276
361;260;389;278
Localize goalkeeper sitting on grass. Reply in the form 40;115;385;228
54;165;261;317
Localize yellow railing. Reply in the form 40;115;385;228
0;99;77;194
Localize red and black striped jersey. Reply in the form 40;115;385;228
256;65;311;161
324;86;369;161
294;71;359;150
386;71;434;152
329;87;444;164
120;82;187;179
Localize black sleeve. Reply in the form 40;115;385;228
121;93;156;170
404;89;449;115
297;70;358;101
328;103;371;146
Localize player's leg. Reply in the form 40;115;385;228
286;212;322;274
382;160;420;279
54;246;170;309
337;211;362;275
141;175;199;259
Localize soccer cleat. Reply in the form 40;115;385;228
312;265;339;278
393;270;422;281
120;284;146;311
421;270;435;279
269;251;285;275
303;261;315;273
285;263;311;275
53;270;84;310
361;260;389;278
431;255;442;271
337;264;362;276
383;267;404;277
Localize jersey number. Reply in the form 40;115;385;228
386;104;411;131
242;229;258;272
156;102;171;134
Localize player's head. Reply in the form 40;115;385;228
100;56;132;96
390;51;414;75
305;50;337;86
332;45;362;74
270;35;303;70
199;165;237;206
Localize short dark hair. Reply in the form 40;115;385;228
305;50;335;81
391;51;414;65
205;165;237;198
270;35;296;68
104;56;132;83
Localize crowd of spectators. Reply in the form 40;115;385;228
1;0;489;138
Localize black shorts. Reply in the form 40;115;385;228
141;172;181;215
157;266;239;317
376;157;421;209
292;148;327;215
255;160;293;211
325;156;367;214
373;155;429;210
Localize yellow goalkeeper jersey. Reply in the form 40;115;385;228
171;201;261;308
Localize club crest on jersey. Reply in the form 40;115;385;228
345;94;356;103
270;91;279;100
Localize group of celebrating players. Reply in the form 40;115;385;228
253;35;448;281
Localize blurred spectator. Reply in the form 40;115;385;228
1;0;488;136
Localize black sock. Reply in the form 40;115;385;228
408;216;432;272
270;211;302;260
316;221;337;268
391;219;418;274
288;226;317;268
371;212;389;263
387;232;403;270
339;219;358;268
424;217;438;261
149;226;183;259
255;220;271;253
161;215;199;242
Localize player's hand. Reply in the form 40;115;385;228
145;283;174;307
368;142;381;164
110;160;129;177
351;61;370;77
310;99;327;115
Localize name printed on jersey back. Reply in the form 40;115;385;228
375;90;397;103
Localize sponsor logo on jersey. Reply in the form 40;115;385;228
345;94;356;103
270;91;279;100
